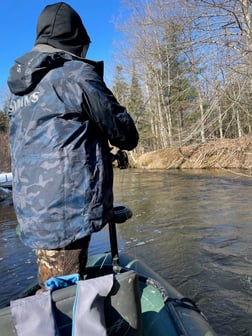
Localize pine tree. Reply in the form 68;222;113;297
112;65;129;107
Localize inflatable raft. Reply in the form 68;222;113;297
0;205;217;336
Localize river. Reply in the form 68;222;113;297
0;169;251;335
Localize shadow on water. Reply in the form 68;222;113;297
0;169;252;335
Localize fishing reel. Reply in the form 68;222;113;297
111;149;129;169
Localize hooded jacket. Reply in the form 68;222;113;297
7;2;138;249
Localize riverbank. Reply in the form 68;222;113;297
132;136;252;173
1;133;252;174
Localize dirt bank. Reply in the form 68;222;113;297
133;137;252;173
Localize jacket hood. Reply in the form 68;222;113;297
7;50;71;95
7;46;104;96
34;2;91;57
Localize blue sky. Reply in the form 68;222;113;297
0;0;123;101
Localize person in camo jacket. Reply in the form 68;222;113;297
7;2;138;289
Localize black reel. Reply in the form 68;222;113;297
113;204;132;224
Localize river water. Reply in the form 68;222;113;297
0;169;251;335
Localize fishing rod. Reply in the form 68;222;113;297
109;204;132;273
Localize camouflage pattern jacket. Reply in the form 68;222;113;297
7;49;138;249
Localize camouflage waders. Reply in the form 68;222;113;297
35;235;91;288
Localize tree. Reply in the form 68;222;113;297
112;65;129;107
127;63;152;152
112;0;252;152
0;110;9;133
188;0;252;139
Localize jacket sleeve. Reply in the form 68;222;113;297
79;65;139;151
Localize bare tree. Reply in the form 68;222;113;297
112;0;252;152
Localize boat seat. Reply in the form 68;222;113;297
0;270;142;336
